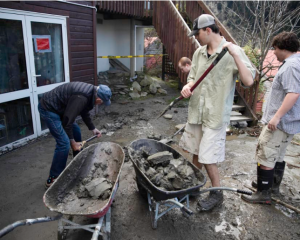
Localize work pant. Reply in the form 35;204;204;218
38;103;81;177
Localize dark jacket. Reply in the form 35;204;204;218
40;82;96;139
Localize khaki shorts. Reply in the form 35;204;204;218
256;125;294;168
179;123;227;164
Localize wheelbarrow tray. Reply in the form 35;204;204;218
43;142;124;218
128;139;206;201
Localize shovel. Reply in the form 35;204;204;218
159;124;186;144
80;135;98;149
157;47;228;119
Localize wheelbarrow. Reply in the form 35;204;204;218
128;139;252;229
0;142;124;240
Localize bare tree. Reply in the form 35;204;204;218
217;1;300;82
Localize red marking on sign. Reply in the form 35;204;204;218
36;38;50;50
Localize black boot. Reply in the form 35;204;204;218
272;161;285;194
251;165;259;188
242;168;274;204
251;162;285;194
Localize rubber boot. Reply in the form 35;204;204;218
242;168;274;204
251;165;259;188
252;162;285;194
272;161;285;194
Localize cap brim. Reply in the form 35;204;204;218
104;100;111;106
188;30;198;37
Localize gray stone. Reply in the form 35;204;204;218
177;164;194;178
141;92;148;97
160;177;174;191
146;167;157;179
85;178;112;199
129;92;141;99
132;81;141;92
149;83;158;94
175;124;185;130
150;173;164;186
163;114;173;119
172;175;185;190
157;88;167;95
170;159;184;168
119;91;126;95
140;76;153;86
147;151;173;165
166;171;177;180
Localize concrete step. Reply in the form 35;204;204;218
232;104;245;111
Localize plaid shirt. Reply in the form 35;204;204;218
262;53;300;134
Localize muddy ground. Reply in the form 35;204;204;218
0;77;300;240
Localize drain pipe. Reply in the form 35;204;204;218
56;0;97;11
168;0;200;48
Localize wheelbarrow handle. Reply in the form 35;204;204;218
0;214;62;238
190;187;252;196
180;206;194;216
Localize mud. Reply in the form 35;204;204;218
0;76;300;240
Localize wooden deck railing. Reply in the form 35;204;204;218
152;1;199;83
96;1;153;18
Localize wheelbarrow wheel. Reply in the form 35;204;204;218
150;206;158;230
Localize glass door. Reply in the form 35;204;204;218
25;16;70;135
0;13;36;149
0;10;69;150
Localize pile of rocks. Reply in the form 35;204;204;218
76;161;113;201
130;147;203;191
129;75;168;99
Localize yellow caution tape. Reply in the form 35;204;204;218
97;54;167;59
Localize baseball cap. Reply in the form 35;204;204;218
97;85;112;106
188;14;215;37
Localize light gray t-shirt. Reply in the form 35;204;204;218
262;53;300;134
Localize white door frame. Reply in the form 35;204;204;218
0;8;69;151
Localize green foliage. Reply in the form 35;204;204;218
243;43;260;69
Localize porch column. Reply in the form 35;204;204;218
130;18;136;77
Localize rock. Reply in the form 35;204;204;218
170;159;184;168
140;76;153;86
150;173;164;186
160;177;174;191
149;83;158;94
166;171;177;180
151;79;161;88
119;91;126;95
147;133;162;140
85;178;112;200
175;124;185;130
147;151;173;165
141;92;148;97
129;92;141;99
132;81;141;92
146;167;157;179
177;164;194;178
172;175;185;189
163;114;173;119
157;88;167;95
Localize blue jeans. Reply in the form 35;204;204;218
38;103;82;177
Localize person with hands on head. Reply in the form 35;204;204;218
179;14;256;211
242;32;300;204
38;82;112;188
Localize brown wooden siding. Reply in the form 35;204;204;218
96;1;152;18
0;1;97;85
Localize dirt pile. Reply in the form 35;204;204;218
130;147;203;191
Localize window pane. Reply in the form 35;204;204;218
0;98;34;147
0;19;28;94
31;22;65;87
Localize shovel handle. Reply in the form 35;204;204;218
81;135;98;149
